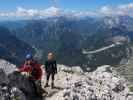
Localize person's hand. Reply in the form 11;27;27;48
13;68;21;74
14;68;19;72
14;68;20;73
41;65;45;68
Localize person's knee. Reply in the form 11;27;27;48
46;76;49;81
46;74;50;80
52;74;55;81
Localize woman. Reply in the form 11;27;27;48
45;53;57;89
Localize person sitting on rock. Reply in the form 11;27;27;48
20;54;42;80
44;52;57;89
19;53;47;96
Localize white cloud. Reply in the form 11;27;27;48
99;6;114;15
0;6;97;19
42;6;60;16
0;6;61;19
99;3;133;16
16;7;38;17
1;3;133;19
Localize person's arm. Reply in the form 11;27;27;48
45;61;48;72
19;61;27;72
19;65;32;72
54;61;57;73
19;66;25;72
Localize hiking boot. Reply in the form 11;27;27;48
40;88;48;95
51;82;54;89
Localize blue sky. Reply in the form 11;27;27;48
0;0;133;20
0;0;133;12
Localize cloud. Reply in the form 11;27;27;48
0;3;133;19
42;6;60;16
16;7;38;17
99;3;133;16
99;6;114;15
0;6;60;19
0;6;96;20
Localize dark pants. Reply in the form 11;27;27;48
46;73;55;84
30;78;48;98
29;78;41;94
29;78;39;96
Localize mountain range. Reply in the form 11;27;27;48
0;26;35;65
0;15;133;69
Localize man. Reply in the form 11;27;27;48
45;53;57;89
19;54;46;96
19;54;42;81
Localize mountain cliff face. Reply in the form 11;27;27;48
0;26;35;65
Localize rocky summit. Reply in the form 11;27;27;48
44;65;133;100
0;60;133;100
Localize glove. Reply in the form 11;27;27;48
13;68;21;74
14;68;19;72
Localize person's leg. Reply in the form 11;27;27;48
35;80;41;93
36;80;48;95
29;78;39;96
45;73;50;87
51;73;55;89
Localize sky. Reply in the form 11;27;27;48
0;0;133;20
0;0;133;12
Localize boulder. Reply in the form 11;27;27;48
8;71;38;100
0;70;42;100
58;64;83;74
0;70;27;100
0;69;9;85
0;59;16;75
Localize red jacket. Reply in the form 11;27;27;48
19;62;42;80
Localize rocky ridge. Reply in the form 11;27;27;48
44;65;133;100
0;60;132;100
